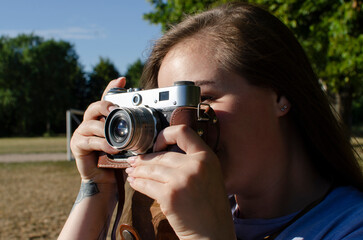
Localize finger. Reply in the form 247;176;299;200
128;151;185;168
71;133;119;156
75;120;105;138
127;177;166;201
125;164;172;183
101;77;126;100
83;101;115;121
153;125;209;154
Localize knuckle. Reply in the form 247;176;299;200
166;124;190;135
85;101;98;113
84;100;110;120
134;178;146;190
146;164;158;176
70;135;85;154
175;124;190;134
162;187;176;203
155;152;166;163
190;159;205;174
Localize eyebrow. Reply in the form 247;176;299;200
193;80;216;87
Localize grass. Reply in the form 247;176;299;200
0;136;67;154
0;135;362;158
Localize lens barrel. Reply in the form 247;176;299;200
105;107;158;154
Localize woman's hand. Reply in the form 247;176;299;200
59;77;127;239
125;124;236;239
70;77;126;184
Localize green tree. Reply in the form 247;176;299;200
144;0;229;32
124;58;145;88
144;0;363;130
255;0;363;131
0;34;86;136
87;57;120;104
29;39;85;134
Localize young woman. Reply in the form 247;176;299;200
59;3;363;239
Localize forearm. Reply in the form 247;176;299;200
58;180;118;240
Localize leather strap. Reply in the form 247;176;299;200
98;153;131;169
111;169;127;240
169;105;219;152
98;105;219;239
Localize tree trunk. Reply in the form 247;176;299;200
334;83;353;136
46;121;51;135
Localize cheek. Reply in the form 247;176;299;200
212;100;247;143
214;95;276;142
212;97;277;174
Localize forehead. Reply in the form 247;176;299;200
157;39;220;88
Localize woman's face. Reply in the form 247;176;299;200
157;39;285;194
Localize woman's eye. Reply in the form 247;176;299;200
201;96;213;102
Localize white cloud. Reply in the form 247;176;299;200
0;26;106;40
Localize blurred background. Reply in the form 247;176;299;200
0;0;362;239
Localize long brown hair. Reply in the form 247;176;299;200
141;2;363;191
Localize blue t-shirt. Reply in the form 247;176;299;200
232;186;363;240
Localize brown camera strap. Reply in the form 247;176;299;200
108;168;177;240
99;105;220;239
111;169;128;240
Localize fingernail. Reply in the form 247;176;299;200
117;76;125;82
127;176;135;183
108;105;117;112
125;167;134;174
127;156;136;165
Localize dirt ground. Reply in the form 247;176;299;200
0;161;80;240
0;139;362;240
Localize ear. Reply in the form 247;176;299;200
275;95;291;117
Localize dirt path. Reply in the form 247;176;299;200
0;153;68;162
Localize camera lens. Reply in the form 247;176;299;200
106;110;133;148
105;107;159;154
112;118;129;142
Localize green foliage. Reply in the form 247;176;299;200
124;59;145;88
87;57;120;104
144;0;363;126
144;0;230;32
0;32;152;136
254;0;363;127
0;34;86;136
253;0;363;93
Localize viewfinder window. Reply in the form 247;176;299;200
159;91;169;101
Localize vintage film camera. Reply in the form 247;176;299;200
98;81;219;169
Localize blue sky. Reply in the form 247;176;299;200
0;0;162;74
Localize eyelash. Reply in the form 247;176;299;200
201;96;213;102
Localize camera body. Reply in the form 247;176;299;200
105;81;201;112
100;81;219;168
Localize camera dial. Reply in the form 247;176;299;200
132;94;142;106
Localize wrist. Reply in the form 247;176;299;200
80;179;117;192
74;180;118;210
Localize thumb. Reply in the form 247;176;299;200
101;77;126;100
